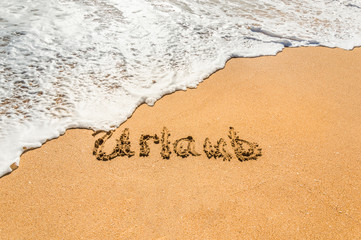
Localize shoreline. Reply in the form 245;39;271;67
1;45;358;177
2;45;354;177
1;46;361;239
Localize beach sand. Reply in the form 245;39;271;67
1;47;360;239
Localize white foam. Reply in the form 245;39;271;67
1;0;361;177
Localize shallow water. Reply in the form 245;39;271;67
1;0;361;176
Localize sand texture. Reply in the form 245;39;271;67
1;47;361;239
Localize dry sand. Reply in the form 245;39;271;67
1;47;361;239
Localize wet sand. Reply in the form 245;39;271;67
1;47;361;239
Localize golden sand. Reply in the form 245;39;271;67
1;47;360;239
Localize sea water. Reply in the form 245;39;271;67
1;0;361;176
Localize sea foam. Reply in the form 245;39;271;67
1;0;361;176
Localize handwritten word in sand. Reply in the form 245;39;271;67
93;127;262;162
